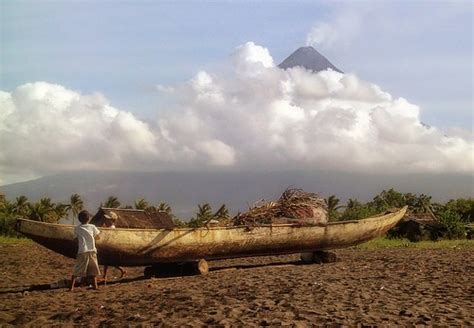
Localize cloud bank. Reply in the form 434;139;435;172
1;42;472;184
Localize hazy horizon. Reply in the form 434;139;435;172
1;170;472;219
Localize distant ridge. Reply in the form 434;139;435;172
278;46;343;73
2;171;471;219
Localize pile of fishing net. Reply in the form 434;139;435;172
232;188;328;226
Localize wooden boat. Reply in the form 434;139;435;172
16;206;407;270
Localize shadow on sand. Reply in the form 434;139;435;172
0;258;324;294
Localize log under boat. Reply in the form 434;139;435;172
16;207;407;267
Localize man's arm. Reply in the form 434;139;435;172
94;226;101;240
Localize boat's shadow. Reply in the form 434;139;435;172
211;259;304;272
0;259;310;294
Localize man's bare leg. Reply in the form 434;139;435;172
70;275;76;291
92;276;98;290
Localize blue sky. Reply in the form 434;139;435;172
2;1;472;129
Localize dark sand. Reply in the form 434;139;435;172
0;243;472;326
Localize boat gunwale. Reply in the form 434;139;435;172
16;207;407;232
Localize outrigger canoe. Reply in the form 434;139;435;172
16;207;407;269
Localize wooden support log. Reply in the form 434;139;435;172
300;251;337;264
300;252;315;264
144;259;209;278
315;251;337;263
195;259;209;275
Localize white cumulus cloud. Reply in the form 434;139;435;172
156;42;473;173
0;82;163;184
0;42;472;184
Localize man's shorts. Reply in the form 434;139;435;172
73;251;101;277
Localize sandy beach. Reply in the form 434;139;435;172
0;243;472;326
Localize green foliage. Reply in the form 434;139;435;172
0;194;80;235
213;204;230;221
134;198;149;210
0;200;22;237
103;196;121;208
0;217;21;237
188;203;213;228
34;198;63;223
370;188;406;212
68;193;84;224
0;235;30;244
437;210;466;239
14;195;30;217
339;204;378;221
443;198;474;223
356;237;474;249
325;195;342;221
0;214;21;237
55;203;69;218
369;188;432;214
157;202;172;215
0;200;15;217
188;203;230;228
172;218;186;228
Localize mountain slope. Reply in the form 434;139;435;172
1;171;472;219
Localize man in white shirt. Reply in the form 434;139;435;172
70;210;101;291
102;211;126;284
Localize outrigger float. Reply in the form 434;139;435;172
16;206;407;277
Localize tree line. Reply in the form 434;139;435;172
0;194;231;236
1;189;472;239
327;189;472;239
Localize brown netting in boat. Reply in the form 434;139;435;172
232;188;328;226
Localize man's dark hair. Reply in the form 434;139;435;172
78;210;91;224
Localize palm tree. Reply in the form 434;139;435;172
39;198;59;223
104;196;121;208
370;189;403;212
157;202;172;215
197;203;213;221
0;199;19;236
346;198;361;210
28;198;57;222
414;194;432;214
0;200;15;218
14;195;30;218
68;194;83;224
55;203;69;220
326;195;341;212
188;203;213;228
39;197;54;208
134;198;149;210
28;202;45;222
213;204;230;221
325;195;342;221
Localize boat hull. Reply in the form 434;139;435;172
16;207;407;266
